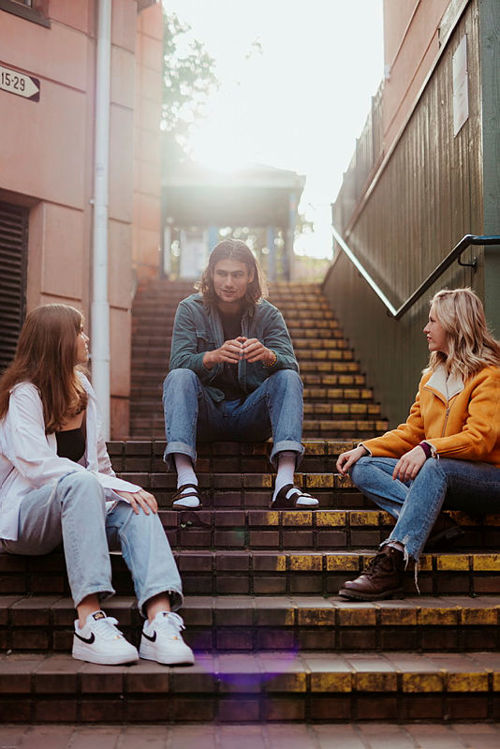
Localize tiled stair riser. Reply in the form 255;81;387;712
2;596;500;655
1;651;500;723
2;546;499;599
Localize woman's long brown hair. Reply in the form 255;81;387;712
0;304;88;433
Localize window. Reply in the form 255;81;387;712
0;0;50;27
0;201;29;374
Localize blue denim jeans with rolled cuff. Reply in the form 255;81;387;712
3;471;183;616
163;367;305;469
350;456;500;561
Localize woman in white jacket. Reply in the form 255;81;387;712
0;304;193;667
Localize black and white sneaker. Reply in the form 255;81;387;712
72;610;138;665
140;611;194;666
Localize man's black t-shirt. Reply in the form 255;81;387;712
212;309;246;400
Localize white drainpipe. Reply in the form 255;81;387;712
91;0;112;439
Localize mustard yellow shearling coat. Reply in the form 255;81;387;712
363;365;500;467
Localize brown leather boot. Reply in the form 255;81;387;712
338;545;405;601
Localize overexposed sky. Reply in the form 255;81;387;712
163;0;384;257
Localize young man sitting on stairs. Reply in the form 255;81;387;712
162;239;319;511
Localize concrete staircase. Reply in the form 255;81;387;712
0;279;499;724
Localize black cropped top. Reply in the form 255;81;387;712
55;422;86;463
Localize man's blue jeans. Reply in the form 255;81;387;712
3;471;183;615
350;456;500;560
163;368;305;468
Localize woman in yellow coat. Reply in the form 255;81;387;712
336;288;500;600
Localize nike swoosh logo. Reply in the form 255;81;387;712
142;631;157;643
74;632;95;645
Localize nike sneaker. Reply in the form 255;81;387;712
139;611;194;666
72;610;138;665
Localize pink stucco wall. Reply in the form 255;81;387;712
133;7;163;280
0;0;164;437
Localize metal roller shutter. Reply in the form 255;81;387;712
0;201;28;374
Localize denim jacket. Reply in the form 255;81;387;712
169;293;299;402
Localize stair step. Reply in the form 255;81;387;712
128;403;380;418
131;354;357;370
2;595;500;654
3;550;499;598
130;370;367;386
131;363;363;377
299;362;361;372
128;416;385;430
108;437;355;453
131;339;350;358
108;438;357;479
302;373;366;385
130;386;374;402
161;509;499;549
127;402;381;420
133;300;333;313
127;427;386;440
162;508;500;549
131;334;347;351
1;649;499;723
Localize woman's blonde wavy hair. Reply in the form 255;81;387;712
428;288;500;379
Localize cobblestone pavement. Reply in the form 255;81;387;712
1;723;500;748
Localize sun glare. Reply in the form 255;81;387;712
165;0;384;257
190;129;249;174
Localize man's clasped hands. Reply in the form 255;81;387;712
203;337;276;368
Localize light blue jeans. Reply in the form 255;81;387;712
350;456;500;560
163;368;305;469
3;471;183;615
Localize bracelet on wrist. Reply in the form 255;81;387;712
263;349;277;368
419;441;432;459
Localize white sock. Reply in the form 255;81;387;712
386;540;404;552
273;451;319;507
273;451;296;501
173;454;198;506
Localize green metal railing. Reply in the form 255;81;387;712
330;226;500;320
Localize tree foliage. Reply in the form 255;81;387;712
162;11;218;163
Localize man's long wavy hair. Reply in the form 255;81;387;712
197;239;268;306
427;288;500;380
0;304;88;433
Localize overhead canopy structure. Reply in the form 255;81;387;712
162;161;306;280
163;161;305;226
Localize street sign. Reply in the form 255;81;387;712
0;65;40;102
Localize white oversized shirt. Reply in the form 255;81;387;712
0;373;141;541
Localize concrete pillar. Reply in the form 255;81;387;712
267;225;276;281
286;191;298;280
208;226;219;253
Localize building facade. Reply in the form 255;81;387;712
0;0;164;437
326;0;500;425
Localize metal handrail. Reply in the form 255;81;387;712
330;225;500;320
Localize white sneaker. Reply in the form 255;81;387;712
72;610;139;666
140;611;195;666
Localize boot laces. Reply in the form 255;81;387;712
364;549;394;577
